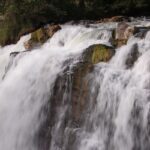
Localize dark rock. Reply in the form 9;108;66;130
10;51;20;57
134;27;150;38
125;43;139;68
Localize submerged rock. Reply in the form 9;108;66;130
125;43;139;68
134;27;150;38
24;24;61;50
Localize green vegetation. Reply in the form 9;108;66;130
91;45;113;64
0;0;149;46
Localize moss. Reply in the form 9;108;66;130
91;45;113;64
83;44;114;65
31;28;48;43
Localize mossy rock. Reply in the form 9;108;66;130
31;28;48;43
83;44;115;64
69;44;115;122
24;24;61;50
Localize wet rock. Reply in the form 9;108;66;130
10;50;30;57
114;23;150;47
37;44;115;150
24;24;61;50
61;44;114;123
83;44;115;64
125;43;139;68
134;27;150;39
10;51;20;57
116;23;133;39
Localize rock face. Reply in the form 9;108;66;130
71;44;114;122
24;24;61;50
125;43;139;68
114;22;135;47
115;23;134;40
104;16;130;23
112;22;150;48
36;44;115;149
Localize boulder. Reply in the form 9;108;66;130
24;24;61;50
114;22;135;47
134;27;150;39
115;22;133;40
45;24;61;37
83;44;114;64
113;23;150;47
125;43;139;68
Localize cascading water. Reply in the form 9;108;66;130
77;30;150;150
0;24;113;150
0;20;150;150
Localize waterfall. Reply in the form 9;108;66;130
0;21;150;150
77;31;150;150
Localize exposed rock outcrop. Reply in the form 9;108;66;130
71;44;114;121
125;43;139;68
112;22;150;48
114;22;135;47
24;24;61;50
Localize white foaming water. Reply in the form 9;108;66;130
78;30;150;150
0;24;113;150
